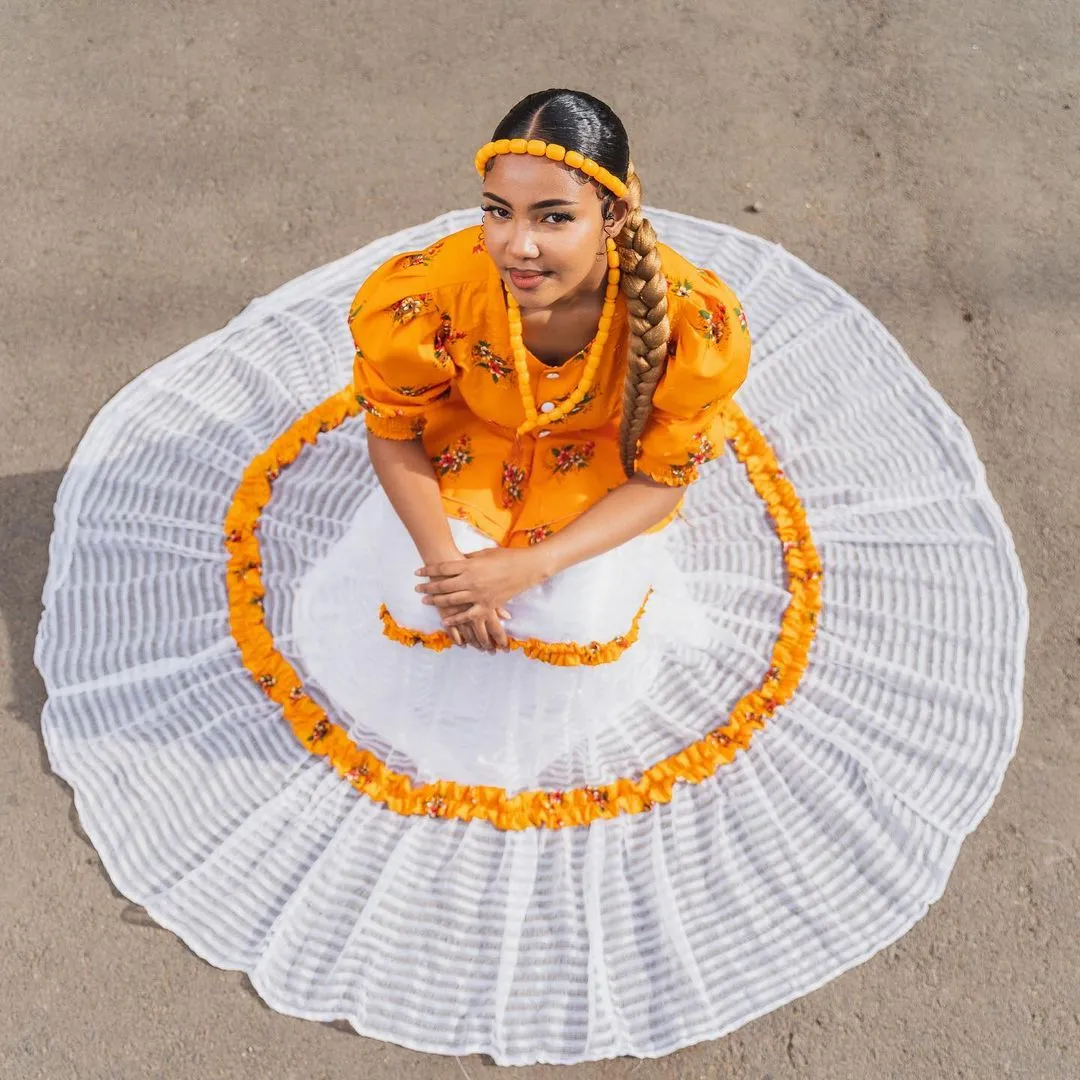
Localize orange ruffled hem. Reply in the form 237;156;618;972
223;387;822;831
379;589;652;666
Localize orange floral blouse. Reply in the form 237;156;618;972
348;224;752;549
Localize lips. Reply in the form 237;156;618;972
508;269;549;289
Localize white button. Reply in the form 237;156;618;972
538;429;551;438
544;371;560;380
539;401;555;413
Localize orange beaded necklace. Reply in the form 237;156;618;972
505;238;621;436
475;137;627;437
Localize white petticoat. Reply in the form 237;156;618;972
34;207;1028;1066
293;484;687;794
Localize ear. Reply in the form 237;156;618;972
604;196;632;237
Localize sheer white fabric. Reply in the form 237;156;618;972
34;207;1028;1066
293;484;685;793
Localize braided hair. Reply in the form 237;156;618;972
485;89;670;477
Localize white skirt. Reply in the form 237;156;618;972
293;483;687;794
34;206;1028;1066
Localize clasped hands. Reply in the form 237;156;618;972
414;546;550;652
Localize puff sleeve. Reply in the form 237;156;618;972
634;268;752;485
348;254;454;440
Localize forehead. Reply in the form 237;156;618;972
482;154;599;204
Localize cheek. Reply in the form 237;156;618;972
552;228;596;274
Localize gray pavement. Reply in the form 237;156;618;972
2;2;1077;1077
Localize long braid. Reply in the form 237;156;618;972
615;163;670;477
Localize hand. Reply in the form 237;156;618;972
460;600;514;648
416;547;470;648
445;602;514;653
414;556;512;651
415;547;550;628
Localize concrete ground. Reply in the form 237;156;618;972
2;1;1076;1077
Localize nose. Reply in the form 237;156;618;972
507;219;541;262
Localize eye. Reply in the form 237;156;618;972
481;204;510;219
543;212;575;224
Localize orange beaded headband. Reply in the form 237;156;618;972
474;139;629;199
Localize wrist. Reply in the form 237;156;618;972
525;539;562;584
418;541;462;565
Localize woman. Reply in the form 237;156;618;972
35;87;1026;1065
292;88;753;791
349;88;749;653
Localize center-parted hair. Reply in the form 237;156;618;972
484;89;670;477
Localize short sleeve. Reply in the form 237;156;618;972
348;253;454;441
635;268;752;486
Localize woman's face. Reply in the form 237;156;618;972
481;154;624;310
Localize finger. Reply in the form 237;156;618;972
414;561;469;578
440;602;470;631
442;604;486;628
472;617;494;653
416;577;473;595
496;607;512;620
438;604;469;647
422;590;476;607
489;613;510;651
458;621;478;649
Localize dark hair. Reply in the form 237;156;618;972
486;89;670;477
490;89;630;221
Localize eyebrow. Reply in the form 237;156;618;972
482;192;578;210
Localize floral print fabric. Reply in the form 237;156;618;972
348;225;751;547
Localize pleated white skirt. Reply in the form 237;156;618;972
34;207;1028;1066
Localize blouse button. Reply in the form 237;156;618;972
539;401;556;413
538;429;551;438
544;371;560;380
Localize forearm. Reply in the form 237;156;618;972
366;433;460;563
531;474;683;580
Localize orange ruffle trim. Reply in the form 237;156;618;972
379;588;652;666
224;387;822;831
